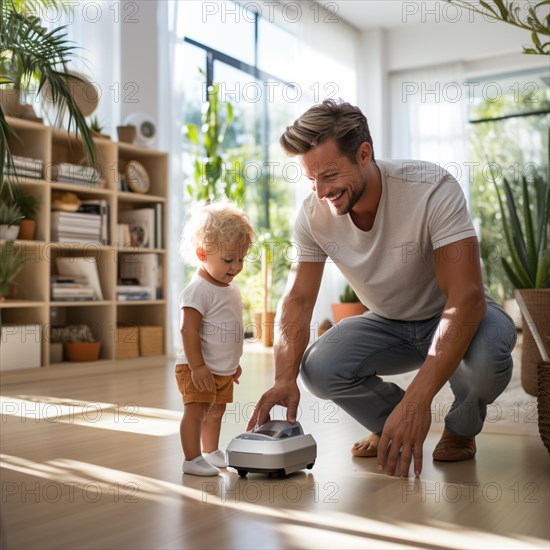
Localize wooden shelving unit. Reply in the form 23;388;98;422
1;117;168;373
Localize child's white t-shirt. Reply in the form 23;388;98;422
293;159;478;321
175;274;243;375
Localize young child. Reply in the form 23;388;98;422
175;201;255;476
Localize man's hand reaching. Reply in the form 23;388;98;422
376;396;432;477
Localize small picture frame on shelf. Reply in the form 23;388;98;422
125;160;150;194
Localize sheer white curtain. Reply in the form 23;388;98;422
390;62;471;205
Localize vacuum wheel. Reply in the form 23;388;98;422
306;461;315;470
237;469;248;478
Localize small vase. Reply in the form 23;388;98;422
0;224;20;240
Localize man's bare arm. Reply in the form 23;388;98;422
377;236;487;477
246;261;325;429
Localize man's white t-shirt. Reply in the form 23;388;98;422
293;159;478;320
175;274;243;375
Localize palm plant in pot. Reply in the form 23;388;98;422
1;0;97;186
1;184;40;239
0;199;22;239
491;168;550;395
0;239;29;299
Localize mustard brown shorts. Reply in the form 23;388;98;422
175;364;234;404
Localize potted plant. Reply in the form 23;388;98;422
61;324;101;362
1;0;97;186
331;283;368;324
0;240;29;299
491;168;550;395
89;116;110;140
183;72;245;205
8;186;40;239
252;233;291;347
0;200;22;239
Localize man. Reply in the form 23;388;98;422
247;99;516;477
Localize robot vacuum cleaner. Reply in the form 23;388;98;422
226;420;317;477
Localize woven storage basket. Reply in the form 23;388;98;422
538;361;550;456
516;289;550;396
115;326;139;359
139;326;163;356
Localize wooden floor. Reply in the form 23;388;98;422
1;345;549;549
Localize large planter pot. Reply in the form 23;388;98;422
537;360;550;456
64;341;101;362
331;302;367;324
515;289;550;396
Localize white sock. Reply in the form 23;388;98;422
183;455;220;476
203;449;227;468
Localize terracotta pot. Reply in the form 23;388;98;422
64;341;101;362
17;219;36;240
117;125;136;144
261;311;276;347
331;302;368;324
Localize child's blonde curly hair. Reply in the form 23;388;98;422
180;200;255;265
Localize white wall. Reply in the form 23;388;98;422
355;15;547;160
386;17;530;73
119;0;160;139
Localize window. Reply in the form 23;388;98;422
467;69;550;302
177;0;298;321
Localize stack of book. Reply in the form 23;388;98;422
5;155;43;179
55;257;103;301
116;283;152;301
117;253;161;301
51;162;105;187
51;200;109;244
51;275;95;302
51;210;102;244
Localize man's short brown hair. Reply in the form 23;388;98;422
280;98;375;162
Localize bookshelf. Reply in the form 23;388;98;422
1;117;168;373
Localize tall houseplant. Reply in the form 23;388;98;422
331;283;367;323
0;0;96;187
491;168;550;395
183;76;245;206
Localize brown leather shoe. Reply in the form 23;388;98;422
433;428;476;462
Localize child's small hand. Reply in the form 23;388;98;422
232;365;242;384
190;364;215;392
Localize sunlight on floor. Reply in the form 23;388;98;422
1;453;545;549
0;395;181;436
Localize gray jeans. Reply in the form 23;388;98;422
301;300;517;437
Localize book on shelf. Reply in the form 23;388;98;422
56;257;103;300
51;216;102;243
116;283;152;301
51;202;109;245
51;162;105;187
79;199;110;245
51;273;97;301
5;154;44;179
154;203;163;249
118;253;161;300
